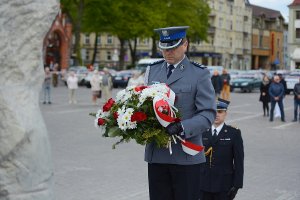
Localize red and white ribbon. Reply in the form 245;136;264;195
152;85;204;156
176;135;204;156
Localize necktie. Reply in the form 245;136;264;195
167;65;175;79
213;129;217;139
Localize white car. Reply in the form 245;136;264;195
285;70;300;94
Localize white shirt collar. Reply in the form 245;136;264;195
212;123;224;136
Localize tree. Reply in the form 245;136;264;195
61;0;87;66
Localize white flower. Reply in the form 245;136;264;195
116;107;136;131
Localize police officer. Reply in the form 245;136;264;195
144;26;216;200
199;98;244;200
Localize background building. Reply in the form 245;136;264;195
190;0;252;70
288;0;300;70
251;5;285;70
43;9;72;70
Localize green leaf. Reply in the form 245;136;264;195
108;126;122;137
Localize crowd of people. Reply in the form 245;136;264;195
42;65;113;106
259;73;300;123
211;69;231;101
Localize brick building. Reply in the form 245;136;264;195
43;10;72;70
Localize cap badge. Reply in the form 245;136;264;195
162;30;169;36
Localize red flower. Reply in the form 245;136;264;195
174;117;181;123
113;112;119;119
131;112;147;122
97;118;106;125
134;85;148;92
103;98;115;112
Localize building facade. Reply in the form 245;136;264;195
79;33;153;69
288;0;300;70
190;0;252;70
43;9;72;70
251;5;285;70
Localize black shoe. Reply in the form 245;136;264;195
292;119;297;122
281;119;286;122
43;101;46;104
48;101;52;104
269;119;273;122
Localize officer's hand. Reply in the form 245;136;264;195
227;187;238;200
166;122;183;136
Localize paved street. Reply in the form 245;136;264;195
40;84;300;200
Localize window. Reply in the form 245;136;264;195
296;28;300;38
97;35;101;44
107;35;113;44
107;51;111;61
85;50;89;61
259;35;263;48
85;34;90;44
296;11;300;19
219;18;223;28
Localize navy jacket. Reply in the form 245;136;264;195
268;82;284;101
200;124;244;192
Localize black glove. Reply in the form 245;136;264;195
166;122;183;136
227;187;238;200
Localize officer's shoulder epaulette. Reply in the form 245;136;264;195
228;125;239;130
149;59;164;66
191;61;206;69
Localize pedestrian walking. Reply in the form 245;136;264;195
66;71;78;104
269;74;285;122
43;67;52;104
199;98;244;200
211;70;223;99
259;75;271;116
292;77;300;122
100;68;113;102
145;26;216;200
220;69;231;100
90;70;102;105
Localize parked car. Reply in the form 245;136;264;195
64;66;88;86
230;72;262;93
112;70;135;88
135;58;163;72
285;70;300;94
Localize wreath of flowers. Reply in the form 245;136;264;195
91;83;180;149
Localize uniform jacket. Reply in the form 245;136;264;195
144;56;216;165
200;124;244;192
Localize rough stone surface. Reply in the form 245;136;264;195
0;1;58;199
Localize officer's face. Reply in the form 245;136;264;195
214;110;227;126
161;41;188;65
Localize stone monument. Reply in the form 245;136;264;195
0;0;58;199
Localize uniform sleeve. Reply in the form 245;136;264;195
233;129;244;188
181;69;216;139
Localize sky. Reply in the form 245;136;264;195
249;0;293;22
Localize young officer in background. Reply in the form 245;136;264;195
199;98;244;200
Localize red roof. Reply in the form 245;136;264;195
289;0;300;6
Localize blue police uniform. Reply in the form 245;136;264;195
145;26;216;200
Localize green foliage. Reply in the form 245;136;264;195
60;0;211;66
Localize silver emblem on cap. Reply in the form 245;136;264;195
162;30;169;36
